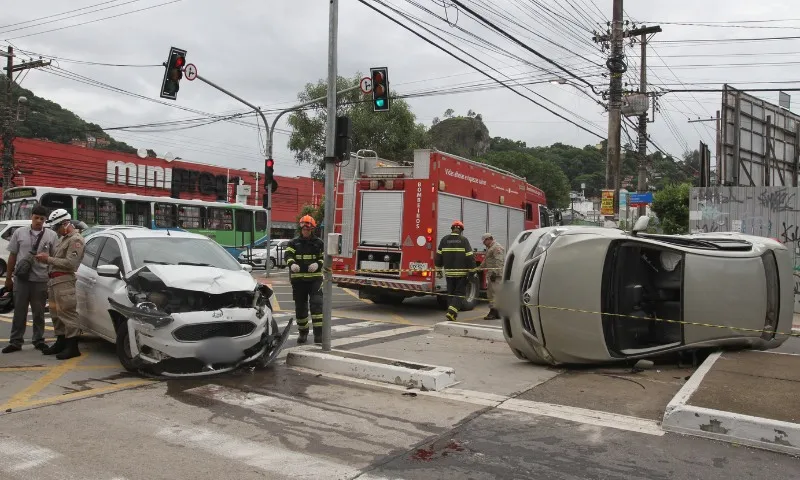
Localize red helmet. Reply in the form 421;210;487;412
451;220;464;230
299;215;317;228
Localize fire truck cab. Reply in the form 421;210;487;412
331;148;550;309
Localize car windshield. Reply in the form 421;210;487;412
127;237;243;271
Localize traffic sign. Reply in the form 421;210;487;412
629;192;653;205
184;63;198;81
359;76;373;94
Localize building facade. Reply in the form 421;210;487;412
5;138;322;237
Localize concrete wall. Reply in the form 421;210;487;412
690;186;800;312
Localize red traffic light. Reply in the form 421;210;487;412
266;159;274;168
373;71;384;83
175;56;185;68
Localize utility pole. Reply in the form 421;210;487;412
2;47;50;191
321;0;339;352
630;25;661;216
600;0;624;220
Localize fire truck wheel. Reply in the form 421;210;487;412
461;275;479;311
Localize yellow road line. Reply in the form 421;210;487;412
17;379;155;409
0;317;54;331
0;366;51;372
1;354;87;411
271;292;281;312
343;288;371;305
0;364;122;373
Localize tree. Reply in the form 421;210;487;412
651;183;691;234
443;108;455;118
287;73;428;179
478;151;571;208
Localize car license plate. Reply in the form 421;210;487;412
195;336;242;364
409;262;428;271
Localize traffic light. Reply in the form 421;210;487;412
265;158;274;185
160;47;187;100
334;116;352;161
370;67;389;112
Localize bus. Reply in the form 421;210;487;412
0;186;269;257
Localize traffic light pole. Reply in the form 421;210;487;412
322;0;339;352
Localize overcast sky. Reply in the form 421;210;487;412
2;0;797;178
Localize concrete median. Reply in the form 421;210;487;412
286;348;457;391
433;321;505;342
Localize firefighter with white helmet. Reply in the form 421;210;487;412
435;220;476;321
285;215;325;344
34;208;86;359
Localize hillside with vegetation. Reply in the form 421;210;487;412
7;81;135;154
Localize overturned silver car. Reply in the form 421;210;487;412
74;229;293;376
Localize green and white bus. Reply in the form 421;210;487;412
1;186;269;257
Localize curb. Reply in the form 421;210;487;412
662;351;800;456
285;348;456;391
433;321;505;342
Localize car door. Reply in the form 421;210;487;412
76;236;105;330
90;236;127;339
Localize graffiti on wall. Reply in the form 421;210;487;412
690;186;800;312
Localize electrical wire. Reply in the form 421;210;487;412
0;0;144;35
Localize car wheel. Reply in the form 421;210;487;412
460;275;480;311
115;320;140;373
269;257;276;270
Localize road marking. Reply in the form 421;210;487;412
270;293;281;312
0;364;121;373
0;317;54;331
20;380;154;409
343;287;370;304
1;354;87;411
286;367;665;436
155;422;358;479
0;437;61;472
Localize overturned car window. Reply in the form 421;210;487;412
127;237;242;272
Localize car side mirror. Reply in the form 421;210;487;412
632;216;650;236
241;264;253;273
97;264;121;278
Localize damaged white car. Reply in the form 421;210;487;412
74;229;293;376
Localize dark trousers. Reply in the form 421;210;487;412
9;279;48;346
445;276;468;320
292;278;323;332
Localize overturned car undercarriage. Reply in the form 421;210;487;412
108;265;294;377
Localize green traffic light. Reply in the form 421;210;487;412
375;98;385;108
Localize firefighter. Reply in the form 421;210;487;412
434;220;476;322
481;233;505;320
34;209;85;360
285;215;325;344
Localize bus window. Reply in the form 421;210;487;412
41;193;73;214
125;201;150;227
77;197;98;225
255;210;267;232
98;198;122;224
15;199;35;220
177;205;203;229
155;203;177;228
525;202;534;222
207;207;233;230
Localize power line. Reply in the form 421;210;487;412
652;35;800;44
3;0;184;40
0;0;123;29
0;0;144;35
358;0;606;138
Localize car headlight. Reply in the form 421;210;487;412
527;228;565;260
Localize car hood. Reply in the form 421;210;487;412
129;265;256;294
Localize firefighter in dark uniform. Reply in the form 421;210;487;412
434;220;476;321
285;215;325;344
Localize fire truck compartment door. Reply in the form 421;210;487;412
508;208;524;244
437;193;462;244
360;191;404;246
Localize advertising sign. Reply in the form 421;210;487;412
600;189;614;216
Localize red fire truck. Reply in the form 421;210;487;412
331;148;551;310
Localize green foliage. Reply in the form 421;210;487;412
651;183;691;234
9;82;135;154
478;151;571;208
428;111;490;158
287;73;428;180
